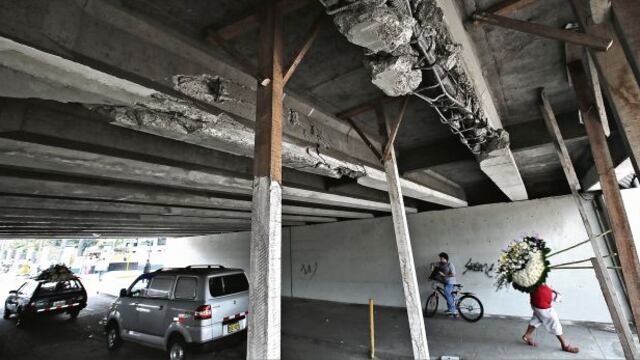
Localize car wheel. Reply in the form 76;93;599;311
105;322;122;351
168;335;188;360
3;305;10;320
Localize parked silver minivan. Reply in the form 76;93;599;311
104;265;249;360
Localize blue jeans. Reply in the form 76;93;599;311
444;282;456;313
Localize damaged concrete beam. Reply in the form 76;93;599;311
323;0;527;201
433;0;527;200
0;0;466;207
0;35;363;179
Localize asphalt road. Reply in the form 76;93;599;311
0;276;246;360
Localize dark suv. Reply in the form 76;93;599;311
3;278;88;327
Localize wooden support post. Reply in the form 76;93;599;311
569;0;640;176
568;60;640;336
247;1;283;359
540;89;639;359
591;258;640;359
380;108;430;360
613;0;640;86
472;12;613;51
383;97;409;161
369;298;375;359
346;117;383;162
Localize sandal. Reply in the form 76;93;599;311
562;345;580;353
522;335;537;347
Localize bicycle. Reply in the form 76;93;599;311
424;283;484;322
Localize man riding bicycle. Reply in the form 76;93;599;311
431;252;457;316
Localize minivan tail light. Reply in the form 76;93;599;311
194;305;212;320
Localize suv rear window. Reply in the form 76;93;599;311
36;280;82;296
209;273;248;297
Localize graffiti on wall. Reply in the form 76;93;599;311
299;262;318;279
463;258;495;278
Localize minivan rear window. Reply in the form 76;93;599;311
209;273;248;297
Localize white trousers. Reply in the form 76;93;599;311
529;306;563;336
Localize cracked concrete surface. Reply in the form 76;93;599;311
326;0;510;155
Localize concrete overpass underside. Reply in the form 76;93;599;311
0;0;630;239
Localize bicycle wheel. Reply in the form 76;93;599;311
424;292;439;317
457;295;484;322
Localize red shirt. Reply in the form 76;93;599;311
530;284;553;309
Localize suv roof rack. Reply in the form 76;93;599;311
185;264;226;269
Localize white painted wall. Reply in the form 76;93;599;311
164;230;292;297
166;193;640;323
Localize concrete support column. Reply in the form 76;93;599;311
384;149;430;359
247;1;284;359
568;60;640;334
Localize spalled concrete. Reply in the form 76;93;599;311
324;0;528;201
0;0;469;208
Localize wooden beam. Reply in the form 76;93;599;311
345;117;382;162
472;12;613;51
568;59;640;335
283;14;323;85
613;0;640;86
383;97;409;161
483;0;538;16
337;96;398;119
539;90;581;190
214;0;310;40
248;1;283;358
540;89;639;359
382;118;430;360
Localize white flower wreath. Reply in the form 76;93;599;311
495;236;551;293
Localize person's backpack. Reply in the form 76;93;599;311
428;267;446;284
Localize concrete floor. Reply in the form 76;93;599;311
0;290;633;359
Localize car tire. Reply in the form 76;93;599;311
3;305;10;320
105;322;122;351
168;335;188;360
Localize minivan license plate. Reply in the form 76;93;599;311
53;300;66;307
228;321;240;334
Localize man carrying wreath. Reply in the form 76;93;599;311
522;283;580;354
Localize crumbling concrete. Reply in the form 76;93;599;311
325;0;508;155
333;2;415;54
368;54;422;96
0;0;470;207
93;101;366;180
